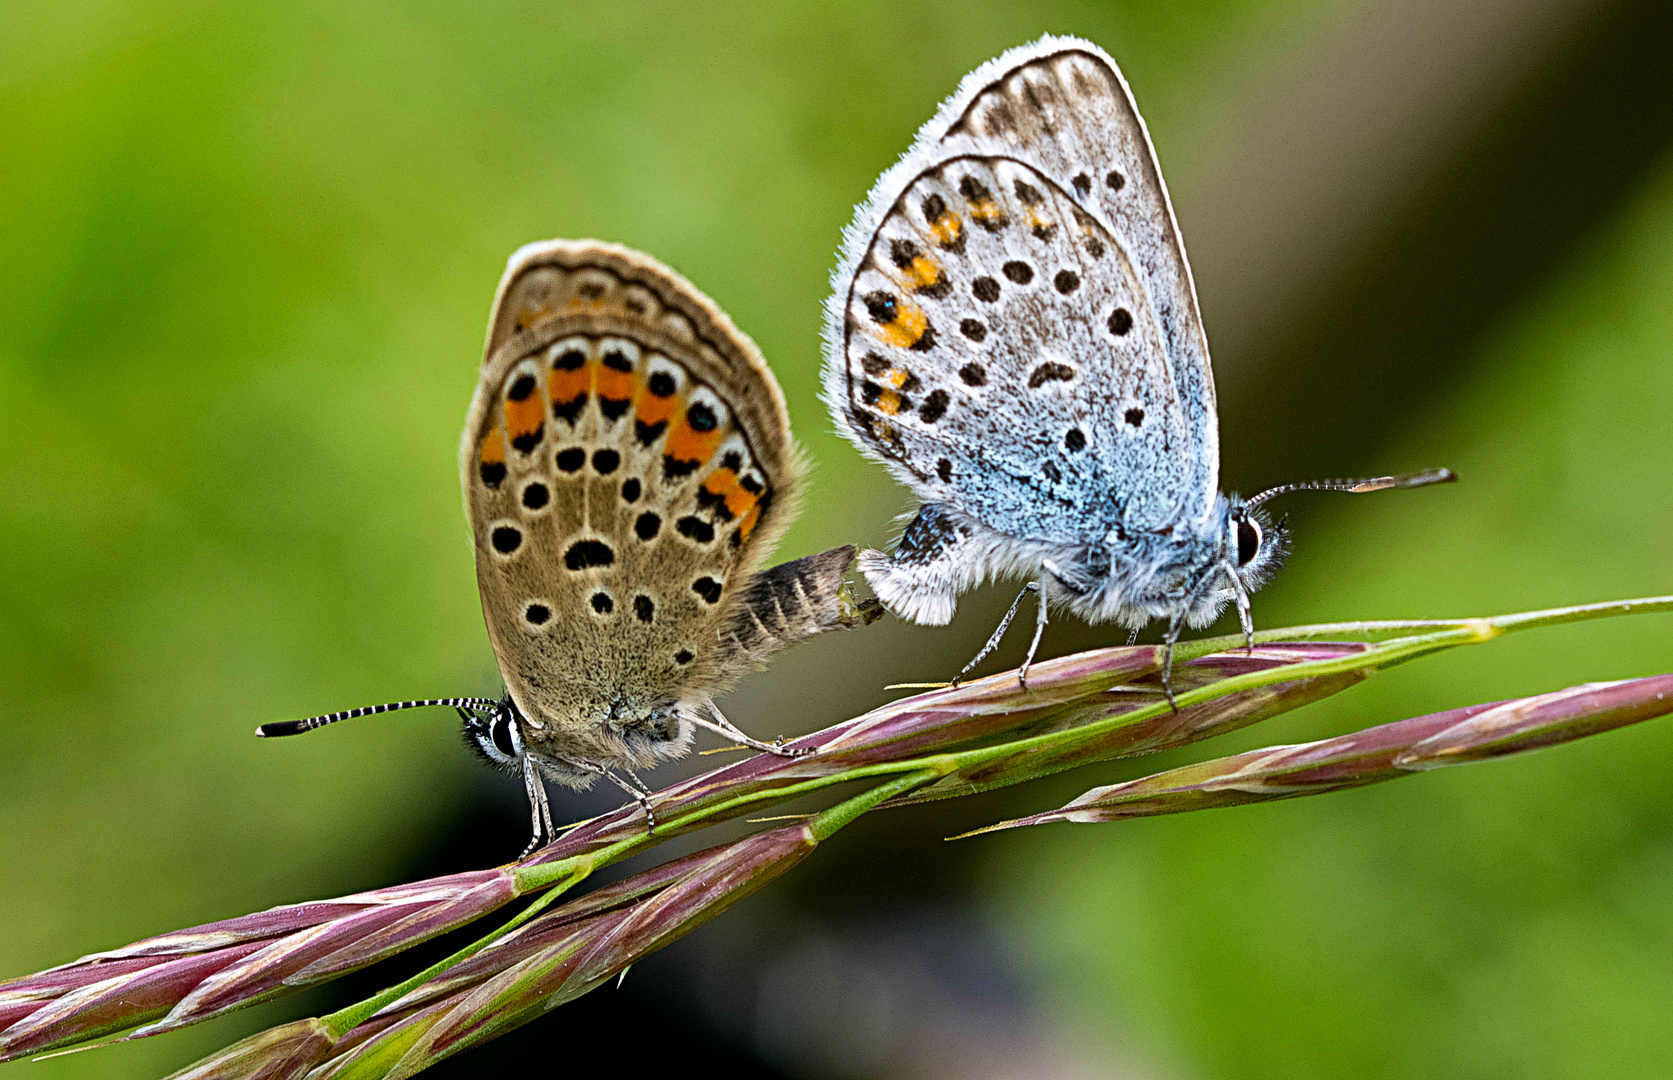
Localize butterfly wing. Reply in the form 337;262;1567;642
823;35;1218;543
462;241;804;740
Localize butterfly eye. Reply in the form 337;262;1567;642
491;715;519;759
1237;517;1263;567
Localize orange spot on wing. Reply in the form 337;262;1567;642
902;254;943;291
724;485;760;520
549;364;589;407
479;428;505;465
701;467;762;521
664;418;724;467
968;198;1003;228
636;388;680;429
735;501;762;541
873;388;904;415
929;211;962;248
504;393;544;446
702;468;737;497
877;302;928;350
596;365;636;402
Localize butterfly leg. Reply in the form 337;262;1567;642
1018;573;1051;689
551;754;660;835
1159;565;1243;710
1230;563;1256;655
951;582;1036;687
1160;610;1187;713
519;756;555;859
689;701;813;759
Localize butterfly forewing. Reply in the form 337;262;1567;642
463;241;801;737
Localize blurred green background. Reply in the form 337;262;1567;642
4;0;1673;1077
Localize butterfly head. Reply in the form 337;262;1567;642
460;698;527;773
1222;498;1290;597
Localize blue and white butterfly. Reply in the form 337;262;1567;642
823;35;1451;691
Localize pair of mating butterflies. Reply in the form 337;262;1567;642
263;35;1450;850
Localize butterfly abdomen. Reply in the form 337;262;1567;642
717;546;878;673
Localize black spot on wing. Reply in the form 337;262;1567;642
676;516;715;544
908;321;936;352
863;291;897;324
552;395;587;423
511;424;544;454
687;402;717;432
1027;363;1075;389
564;540;615;570
663;456;701;481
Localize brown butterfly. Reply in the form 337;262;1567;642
263;240;877;852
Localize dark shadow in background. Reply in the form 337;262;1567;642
330;3;1673;1074
1215;0;1673;493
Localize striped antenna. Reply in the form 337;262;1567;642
1245;468;1456;512
256;697;502;738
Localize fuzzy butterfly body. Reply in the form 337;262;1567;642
825;36;1452;679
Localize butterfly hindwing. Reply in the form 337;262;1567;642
825;35;1217;538
463;241;803;760
835;155;1191;543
